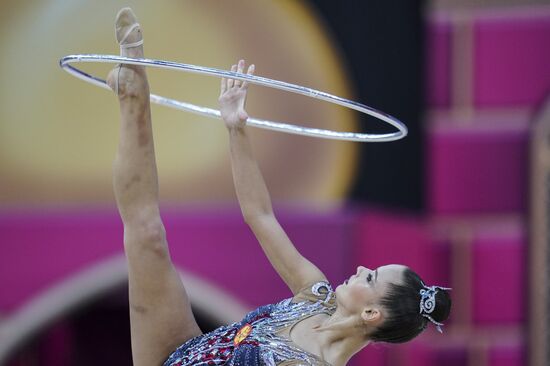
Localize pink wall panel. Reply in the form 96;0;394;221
395;338;469;366
474;9;550;107
488;338;525;366
354;211;451;289
426;16;452;108
0;208;352;313
0;210;124;312
471;221;526;324
161;208;353;306
354;345;387;366
427;120;528;214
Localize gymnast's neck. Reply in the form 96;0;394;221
309;310;371;366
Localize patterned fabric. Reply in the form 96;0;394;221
163;281;335;366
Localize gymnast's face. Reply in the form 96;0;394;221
335;264;406;321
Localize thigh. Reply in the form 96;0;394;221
124;230;203;365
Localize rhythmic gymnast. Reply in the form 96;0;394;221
107;8;451;366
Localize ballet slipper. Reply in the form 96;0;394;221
109;8;144;95
115;8;143;51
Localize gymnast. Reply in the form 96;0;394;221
107;8;451;366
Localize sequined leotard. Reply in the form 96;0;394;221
163;281;335;366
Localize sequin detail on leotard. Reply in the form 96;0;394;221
163;281;335;366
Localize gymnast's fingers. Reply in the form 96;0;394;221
220;73;227;95
242;64;255;90
235;59;244;87
227;64;237;89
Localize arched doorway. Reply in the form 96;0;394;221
1;255;249;365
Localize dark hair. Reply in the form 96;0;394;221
368;268;451;343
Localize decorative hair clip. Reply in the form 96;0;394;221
419;282;451;333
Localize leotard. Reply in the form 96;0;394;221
163;281;335;366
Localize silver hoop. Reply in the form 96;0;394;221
59;54;408;142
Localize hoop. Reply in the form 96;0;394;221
59;54;408;142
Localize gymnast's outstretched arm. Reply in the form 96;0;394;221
220;60;327;295
108;8;201;366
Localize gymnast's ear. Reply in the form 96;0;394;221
361;307;382;326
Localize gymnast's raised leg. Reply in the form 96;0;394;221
107;8;202;366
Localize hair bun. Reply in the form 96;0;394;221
431;288;452;323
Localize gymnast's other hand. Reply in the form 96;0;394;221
219;59;255;129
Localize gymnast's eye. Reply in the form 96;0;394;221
366;273;373;283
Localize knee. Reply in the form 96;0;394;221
140;220;166;243
124;218;168;257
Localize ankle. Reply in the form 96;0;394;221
122;47;144;59
107;66;148;99
118;79;149;99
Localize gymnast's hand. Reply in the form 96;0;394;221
219;59;255;129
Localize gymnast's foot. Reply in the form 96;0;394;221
106;7;149;98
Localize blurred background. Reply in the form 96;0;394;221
1;0;549;365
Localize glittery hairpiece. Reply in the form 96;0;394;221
419;282;451;333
